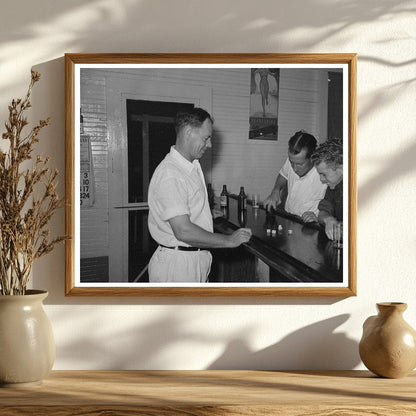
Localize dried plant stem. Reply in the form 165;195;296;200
0;71;67;295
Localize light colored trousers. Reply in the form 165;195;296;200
148;246;212;283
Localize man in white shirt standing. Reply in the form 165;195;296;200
263;130;327;222
147;108;252;283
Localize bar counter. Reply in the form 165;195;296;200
213;197;343;283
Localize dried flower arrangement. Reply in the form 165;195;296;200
0;71;66;295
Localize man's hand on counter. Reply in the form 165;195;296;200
263;193;281;211
212;208;226;219
227;228;252;248
301;211;319;223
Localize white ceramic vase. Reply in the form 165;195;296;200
0;290;55;387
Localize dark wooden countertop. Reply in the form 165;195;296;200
213;197;343;283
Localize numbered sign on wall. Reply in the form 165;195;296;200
80;134;95;207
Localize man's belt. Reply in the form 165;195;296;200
159;244;203;252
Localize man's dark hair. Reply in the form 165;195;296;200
311;138;343;168
288;130;317;158
175;108;213;133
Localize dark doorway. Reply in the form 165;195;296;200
126;100;194;282
327;71;343;140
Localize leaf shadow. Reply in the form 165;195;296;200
208;314;360;370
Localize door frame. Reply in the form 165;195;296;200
106;75;212;281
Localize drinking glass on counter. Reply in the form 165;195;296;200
333;222;343;249
252;193;260;208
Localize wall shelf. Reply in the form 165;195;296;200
1;370;415;415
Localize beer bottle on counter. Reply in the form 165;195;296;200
238;186;247;212
239;208;247;228
207;183;214;209
220;184;228;208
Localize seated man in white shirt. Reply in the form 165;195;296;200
147;108;252;283
263;130;327;222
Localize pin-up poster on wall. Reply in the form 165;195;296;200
249;68;280;140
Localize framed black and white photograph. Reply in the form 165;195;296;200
65;53;356;297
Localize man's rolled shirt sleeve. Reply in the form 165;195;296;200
153;177;190;221
279;158;290;180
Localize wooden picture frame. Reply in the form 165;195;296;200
65;53;357;297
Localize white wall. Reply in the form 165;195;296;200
1;0;415;370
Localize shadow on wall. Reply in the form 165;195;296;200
0;0;414;95
207;314;360;370
53;307;227;369
0;1;414;52
358;139;416;209
23;0;415;302
31;51;416;304
53;308;359;370
356;54;416;210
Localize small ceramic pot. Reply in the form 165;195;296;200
359;302;416;378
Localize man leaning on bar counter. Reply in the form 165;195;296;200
308;138;344;240
263;130;327;221
147;108;252;284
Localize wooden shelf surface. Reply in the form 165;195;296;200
0;370;415;415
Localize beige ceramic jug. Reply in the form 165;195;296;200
359;302;416;378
